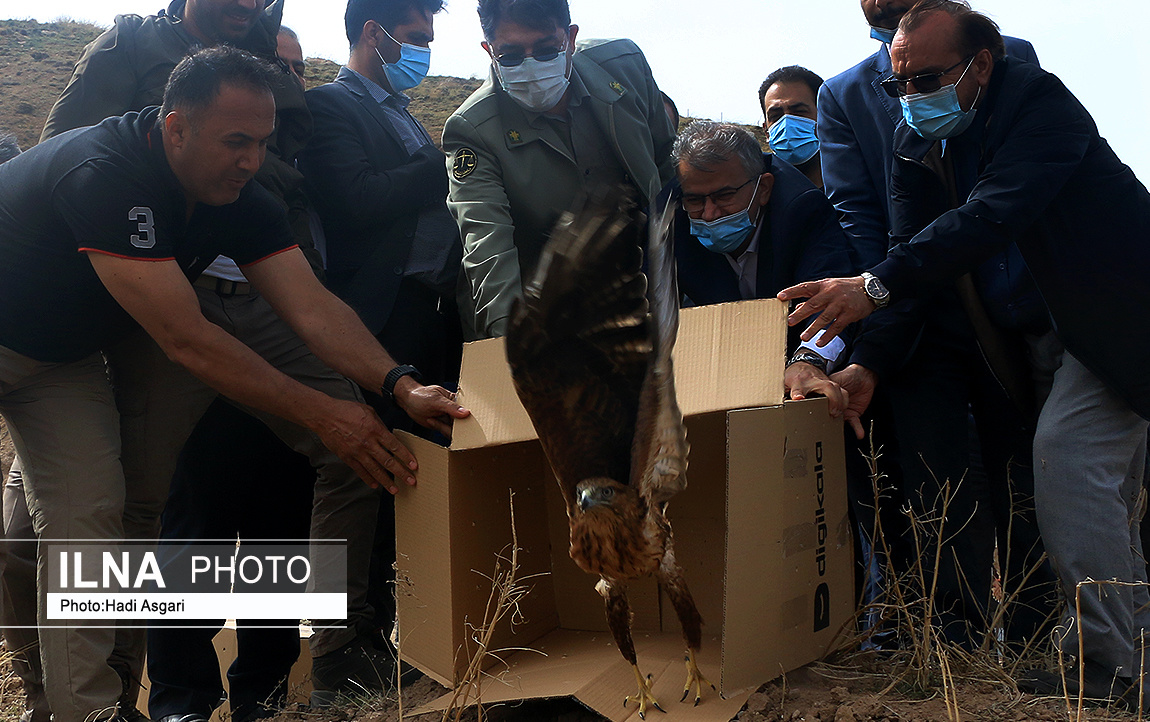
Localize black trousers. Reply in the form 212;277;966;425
359;278;464;637
881;305;1056;648
147;401;315;722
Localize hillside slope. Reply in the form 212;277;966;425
0;18;481;149
0;18;762;150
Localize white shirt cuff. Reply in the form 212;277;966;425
798;331;847;372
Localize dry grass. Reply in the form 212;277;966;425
440;492;548;722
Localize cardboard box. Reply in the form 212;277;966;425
395;299;853;720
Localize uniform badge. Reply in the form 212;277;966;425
508;129;522;143
452;148;477;180
610;81;626;96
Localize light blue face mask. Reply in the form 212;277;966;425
870;26;896;44
688;176;761;255
767;115;819;166
900;57;981;141
375;25;431;92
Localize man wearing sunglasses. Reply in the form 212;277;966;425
444;0;676;340
781;0;1150;707
815;0;1050;653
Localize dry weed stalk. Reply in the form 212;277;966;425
841;429;1051;707
1066;579;1150;722
441;492;547;722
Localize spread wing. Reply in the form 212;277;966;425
506;190;652;510
631;198;689;506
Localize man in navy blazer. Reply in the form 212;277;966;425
784;1;1150;702
663;121;851;415
300;0;462;410
298;0;463;697
815;0;1051;650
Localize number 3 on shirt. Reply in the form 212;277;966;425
129;206;155;249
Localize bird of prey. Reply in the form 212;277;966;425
506;188;714;717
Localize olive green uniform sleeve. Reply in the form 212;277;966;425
444;111;521;339
41;17;151;141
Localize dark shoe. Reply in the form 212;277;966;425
310;637;396;706
1018;660;1141;709
110;664;150;722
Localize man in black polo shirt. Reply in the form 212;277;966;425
0;47;465;722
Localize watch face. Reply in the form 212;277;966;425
866;276;888;300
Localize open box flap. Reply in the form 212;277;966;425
451;299;788;450
410;629;754;721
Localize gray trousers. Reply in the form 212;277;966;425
2;457;49;722
1032;349;1150;678
0;287;380;722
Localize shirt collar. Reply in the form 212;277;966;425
347;67;411;109
733;220;763;261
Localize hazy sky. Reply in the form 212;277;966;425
5;0;1149;178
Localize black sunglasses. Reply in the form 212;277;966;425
493;35;568;68
879;54;973;98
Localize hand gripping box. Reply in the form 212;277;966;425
394;299;853;720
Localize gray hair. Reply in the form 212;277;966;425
0;133;20;165
672;121;763;178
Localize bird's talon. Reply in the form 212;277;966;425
680;690;688;702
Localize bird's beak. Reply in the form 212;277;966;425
578;488;594;511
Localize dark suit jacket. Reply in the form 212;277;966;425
661;154;853;352
877;57;1150;420
818;36;1039;376
818;35;1039;269
300;67;457;334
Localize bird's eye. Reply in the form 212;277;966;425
602;487;614;499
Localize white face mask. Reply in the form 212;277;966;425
494;52;571;112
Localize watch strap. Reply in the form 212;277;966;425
787;351;829;375
382;364;423;400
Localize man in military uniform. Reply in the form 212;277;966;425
444;0;676;339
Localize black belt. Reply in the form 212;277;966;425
193;275;252;296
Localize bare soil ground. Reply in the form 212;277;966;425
253;652;1144;722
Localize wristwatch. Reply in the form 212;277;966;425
787;350;830;375
860;271;891;309
381;364;423;401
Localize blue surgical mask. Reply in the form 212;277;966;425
870;26;896;44
375;26;431;92
899;57;980;141
767;115;819;166
688;177;761;255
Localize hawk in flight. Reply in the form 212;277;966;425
506;189;713;717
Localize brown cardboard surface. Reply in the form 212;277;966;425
452;337;537;450
395;432;559;687
450;299;788;450
674;300;787;416
413;629;753;722
720;400;853;693
396;299;852;712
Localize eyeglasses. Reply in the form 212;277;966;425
493;35;568;68
681;176;758;214
879;54;974;98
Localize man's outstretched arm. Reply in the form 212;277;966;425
89;252;452;494
240;248;469;437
